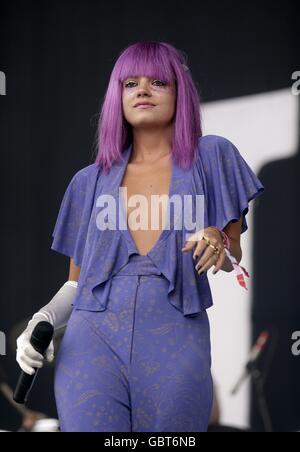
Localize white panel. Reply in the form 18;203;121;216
202;88;298;429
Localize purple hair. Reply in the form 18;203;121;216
94;41;203;174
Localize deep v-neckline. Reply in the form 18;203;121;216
117;143;177;257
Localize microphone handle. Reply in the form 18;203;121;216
13;368;39;404
13;321;54;404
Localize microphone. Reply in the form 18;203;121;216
13;321;54;404
231;331;270;395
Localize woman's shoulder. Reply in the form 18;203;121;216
196;134;241;166
198;134;237;152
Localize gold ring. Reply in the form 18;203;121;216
201;235;211;246
209;244;220;255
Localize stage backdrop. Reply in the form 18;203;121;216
0;0;299;432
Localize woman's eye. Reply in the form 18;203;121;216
124;80;166;88
124;81;136;88
153;80;166;86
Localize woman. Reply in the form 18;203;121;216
16;41;264;432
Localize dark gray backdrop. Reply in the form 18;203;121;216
0;0;299;431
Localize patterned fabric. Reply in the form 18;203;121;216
51;135;265;316
55;254;213;432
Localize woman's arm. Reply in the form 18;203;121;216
68;258;81;282
221;216;243;272
16;276;78;375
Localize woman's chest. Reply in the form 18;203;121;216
120;160;172;220
119;159;172;255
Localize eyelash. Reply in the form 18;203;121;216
124;80;166;88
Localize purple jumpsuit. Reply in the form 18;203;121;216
51;135;264;432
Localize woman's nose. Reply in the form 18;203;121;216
137;79;152;93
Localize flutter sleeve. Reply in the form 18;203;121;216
51;164;98;267
198;135;265;234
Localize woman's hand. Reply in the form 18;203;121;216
16;314;55;376
181;227;226;275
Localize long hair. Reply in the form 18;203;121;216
94;41;203;174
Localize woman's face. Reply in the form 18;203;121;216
122;76;177;129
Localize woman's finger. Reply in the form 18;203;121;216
194;244;215;270
182;229;205;252
195;235;223;269
20;354;44;370
197;252;219;274
18;361;35;376
45;341;55;362
212;249;226;274
192;239;208;260
182;239;197;252
196;239;224;273
23;344;44;361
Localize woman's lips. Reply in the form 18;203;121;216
135;104;155;109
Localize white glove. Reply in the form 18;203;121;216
16;280;78;375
